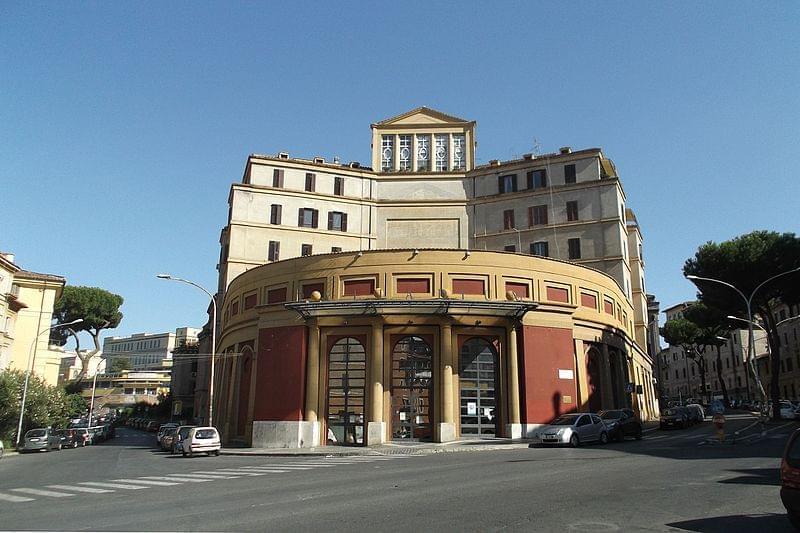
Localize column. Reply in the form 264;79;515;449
574;339;588;410
506;324;523;439
366;322;385;445
438;323;456;442
600;344;614;410
303;322;321;446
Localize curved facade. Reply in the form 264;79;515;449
214;249;657;448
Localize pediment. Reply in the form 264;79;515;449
374;106;473;127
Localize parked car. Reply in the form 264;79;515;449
781;428;800;528
172;425;197;454
57;429;79;448
157;423;179;445
145;421;160;432
161;427;178;451
774;401;797;420
686;404;706;424
660;407;690;429
21;428;62;452
182;427;221;457
598;409;643;441
0;439;4;459
73;428;91;446
538;413;609;447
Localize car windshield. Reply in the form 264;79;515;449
195;429;217;439
551;415;579;426
600;411;623;419
26;429;46;437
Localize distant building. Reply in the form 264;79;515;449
0;252;66;385
169;339;200;423
755;302;800;401
102;327;200;371
57;349;106;384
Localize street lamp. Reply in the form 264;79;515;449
686;266;800;413
512;227;522;253
157;274;217;427
16;318;83;448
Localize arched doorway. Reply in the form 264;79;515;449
326;337;366;446
459;338;499;436
586;347;603;412
235;347;253;438
391;336;433;440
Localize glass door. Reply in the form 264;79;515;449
327;337;366;446
391;336;433;440
460;338;498;436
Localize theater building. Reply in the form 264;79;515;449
212;107;658;447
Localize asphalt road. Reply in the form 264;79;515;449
0;416;796;532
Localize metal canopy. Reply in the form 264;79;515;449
285;298;538;320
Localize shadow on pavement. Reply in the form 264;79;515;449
718;467;781;486
666;513;792;532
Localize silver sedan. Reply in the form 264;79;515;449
538;413;609;447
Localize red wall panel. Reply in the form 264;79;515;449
519;325;577;424
546;286;569;303
253;326;307;421
580;292;597;309
452;279;485;295
343;279;375;296
397;278;430;294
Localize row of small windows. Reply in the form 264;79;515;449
498;164;576;194
502;201;580;231
109;339;163;352
502;238;581;260
272;169;345;196
268;241;343;262
269;205;349;232
381;133;467;172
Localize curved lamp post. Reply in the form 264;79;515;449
686;267;800;411
157;274;217;427
16;318;83;448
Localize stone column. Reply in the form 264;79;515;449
506;324;523;438
366;322;385;445
600;344;615;410
303;322;321;446
574;339;588;410
438;323;456;442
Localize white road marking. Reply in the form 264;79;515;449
141;476;209;483
48;484;112;494
114;478;179;486
253;465;313;470
80;481;148;490
10;488;74;498
0;492;35;502
175;473;235;479
206;469;265;476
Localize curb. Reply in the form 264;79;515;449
220;442;533;457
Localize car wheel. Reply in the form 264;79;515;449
788;511;800;530
599;432;609;444
57;443;62;451
214;450;220;456
569;434;580;448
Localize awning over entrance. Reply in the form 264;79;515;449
285;299;538;320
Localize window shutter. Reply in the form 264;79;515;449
275;204;281;224
341;213;348;232
312;209;319;228
528;207;533;227
498;176;503;193
526;171;533;189
275;241;280;260
298;208;304;227
328;212;334;230
512;175;518;192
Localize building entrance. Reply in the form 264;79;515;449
459;338;499;436
390;336;433;440
326;337;366;446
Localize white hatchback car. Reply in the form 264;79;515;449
182;427;221;457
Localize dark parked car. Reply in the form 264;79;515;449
660;407;690;429
57;429;79;448
781;428;800;528
599;409;643;441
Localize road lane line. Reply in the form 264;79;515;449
114;478;180;486
80;482;148;490
229;468;289;473
0;492;35;502
48;484;112;494
141;476;210;483
191;471;241;478
10;488;74;498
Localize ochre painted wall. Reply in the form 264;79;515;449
520;325;577;424
253;326;307;421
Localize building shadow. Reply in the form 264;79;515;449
718;467;781;486
666;513;792;532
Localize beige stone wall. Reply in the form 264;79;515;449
9;278;64;385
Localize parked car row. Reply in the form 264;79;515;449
538;409;643;447
126;418;161;432
18;424;115;453
152;423;221;457
659;404;705;429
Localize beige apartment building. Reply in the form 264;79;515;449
102;326;200;371
0;252;66;385
755;302;800;401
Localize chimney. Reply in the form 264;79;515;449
314;156;325;164
522;153;534;160
489;159;500;166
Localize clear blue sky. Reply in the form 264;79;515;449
2;2;798;346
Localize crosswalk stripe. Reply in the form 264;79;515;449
0;492;35;502
10;488;74;498
279;463;337;467
191;471;241;478
48;484;112;494
172;473;233;479
204;469;264;476
253;465;312;470
141;476;209;483
114;478;179;486
80;481;148;490
231;468;288;473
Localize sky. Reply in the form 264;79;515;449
1;2;798;347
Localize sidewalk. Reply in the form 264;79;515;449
220;438;534;457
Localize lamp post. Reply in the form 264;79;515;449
86;356;104;430
686;267;800;416
512;227;522;253
16;318;83;448
157;274;217;427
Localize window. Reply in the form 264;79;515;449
331;246;342;253
334;176;344;196
498;174;517;194
305;173;316;192
527;169;547;189
268;241;280;261
531;241;549;257
399;135;412;171
343;279;375;296
298;208;319;228
682;368;686;378
381;135;394;171
270;204;282;225
435;134;448;171
453;134;466;170
328;211;348;231
272;169;284;188
566;201;579;221
529;205;548;226
504;245;516;252
503;209;515;229
244;293;258;310
416;134;430;171
788;358;794;372
564;164;576;184
568;238;581;259
301;244;313;256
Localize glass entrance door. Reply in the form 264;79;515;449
460;338;499;436
327;337;366;446
391;336;433;440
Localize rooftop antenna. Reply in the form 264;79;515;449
532;137;542;156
